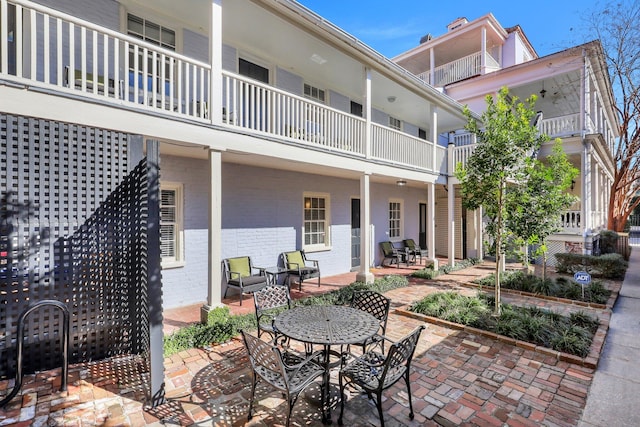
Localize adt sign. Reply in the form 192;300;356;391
574;271;592;285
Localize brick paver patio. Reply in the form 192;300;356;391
0;261;619;426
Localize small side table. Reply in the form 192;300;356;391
265;266;288;286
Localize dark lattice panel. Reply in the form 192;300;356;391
0;114;151;379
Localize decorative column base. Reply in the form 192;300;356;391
200;303;226;324
356;271;375;284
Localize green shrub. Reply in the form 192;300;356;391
412;267;440;279
599;230;619;254
164;274;410;356
412;258;482;279
555;252;628;279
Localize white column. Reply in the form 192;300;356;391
582;142;592;250
427;182;438;269
209;0;222;125
594;163;600;228
201;149;223;321
480;27;487;75
476;207;484;260
431;106;438;172
364;67;372;159
429;47;435;85
447;177;455;267
357;173;374;283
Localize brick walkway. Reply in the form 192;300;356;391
0;261;619;426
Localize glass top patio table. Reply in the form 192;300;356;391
274;305;380;424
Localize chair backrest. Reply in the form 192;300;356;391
403;239;417;250
351;290;390;324
380;241;395;257
225;256;252;278
241;330;288;390
284;251;305;270
253;285;291;312
380;326;425;386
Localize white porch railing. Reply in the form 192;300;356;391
560;210;581;233
539;113;580;137
371;124;435;169
222;72;366;156
0;0;211;120
416;51;500;87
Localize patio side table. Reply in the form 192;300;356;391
265;266;288;286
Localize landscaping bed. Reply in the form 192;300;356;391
409;291;599;358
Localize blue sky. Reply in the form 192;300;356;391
296;1;600;58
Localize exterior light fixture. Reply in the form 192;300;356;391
540;82;546;98
396;180;407;186
571;180;576;190
387;96;396;103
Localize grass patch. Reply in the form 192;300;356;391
410;292;599;357
163;274;409;356
474;271;611;304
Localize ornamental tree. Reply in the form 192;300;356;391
456;87;547;315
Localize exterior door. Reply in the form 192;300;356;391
419;202;427;250
351;198;361;269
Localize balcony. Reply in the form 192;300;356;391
0;0;211;121
416;51;500;87
1;0;446;175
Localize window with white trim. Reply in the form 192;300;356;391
303;193;330;250
304;83;326;103
160;183;184;267
388;199;403;240
389;116;402;131
127;14;176;50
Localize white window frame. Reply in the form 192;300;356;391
388;199;404;242
303;192;331;252
160;182;184;268
389;116;402;131
303;83;326;103
126;13;176;51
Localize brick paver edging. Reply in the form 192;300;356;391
394;306;608;369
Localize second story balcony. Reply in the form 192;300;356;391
416;50;500;87
0;0;469;177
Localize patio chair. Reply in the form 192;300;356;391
379;241;407;268
338;325;425;427
349;290;391;353
241;330;324;427
223;256;268;305
253;285;292;341
403;239;428;264
283;250;320;291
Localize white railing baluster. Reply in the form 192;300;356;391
15;4;22;77
29;8;36;80
102;33;108;97
91;29;97;95
43;12;49;84
56;18;62;86
80;26;86;91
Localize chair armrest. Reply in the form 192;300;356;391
287;262;301;271
253;266;267;276
228;271;242;281
305;259;320;268
341;350;386;369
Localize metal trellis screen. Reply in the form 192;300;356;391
0;113;155;379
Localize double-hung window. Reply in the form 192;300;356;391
160;183;184;267
388;199;403;240
303;194;330;251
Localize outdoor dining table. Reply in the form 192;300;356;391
274;304;380;424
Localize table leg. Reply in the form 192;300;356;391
321;344;332;424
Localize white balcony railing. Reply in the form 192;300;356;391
560;210;581;232
417;51;500;87
539;114;580;137
370;124;436;169
0;0;211;120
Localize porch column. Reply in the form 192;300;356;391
429;48;435;86
582;141;592;252
431;106;438;172
356;172;374;283
480;27;487;75
209;0;222;125
447;139;455;266
427;182;438;269
476;207;483;260
201;149;224;322
364;67;372;159
594;162;600;228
